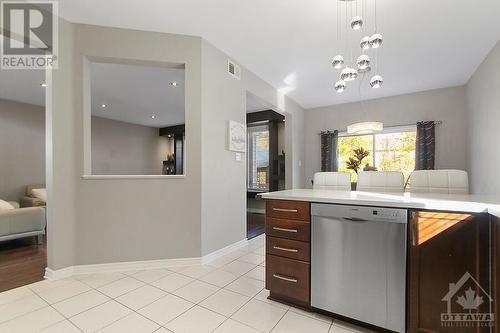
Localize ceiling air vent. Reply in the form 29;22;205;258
228;60;241;80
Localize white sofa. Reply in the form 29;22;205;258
0;202;46;243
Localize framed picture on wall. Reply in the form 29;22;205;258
228;120;246;152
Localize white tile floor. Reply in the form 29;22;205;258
0;235;375;333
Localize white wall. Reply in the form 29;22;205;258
91;116;169;175
0;99;45;201
304;86;468;187
466;42;500;195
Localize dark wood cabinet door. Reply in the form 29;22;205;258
408;211;493;333
266;217;310;242
266;237;310;262
266;200;310;221
266;254;310;304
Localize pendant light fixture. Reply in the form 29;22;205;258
332;0;385;133
347;121;384;134
331;0;385;92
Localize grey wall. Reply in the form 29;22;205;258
48;21;305;269
304;86;468;187
48;22;202;269
200;40;305;255
0;99;45;201
91;116;169;175
466;42;500;195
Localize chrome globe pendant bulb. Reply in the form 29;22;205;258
370;75;383;88
370;33;383;48
356;55;370;70
341;67;358;82
334;80;347;93
332;55;345;69
351;16;363;30
360;36;371;50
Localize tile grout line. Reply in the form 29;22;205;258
2;241;273;332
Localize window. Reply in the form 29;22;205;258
338;126;416;182
247;124;269;191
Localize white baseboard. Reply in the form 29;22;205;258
201;238;249;265
45;257;200;280
45;238;249;280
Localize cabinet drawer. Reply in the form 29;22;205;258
266;200;310;221
266;254;310;304
267;237;310;262
266;218;310;242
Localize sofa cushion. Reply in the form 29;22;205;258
32;188;47;202
26;184;46;197
0;200;14;210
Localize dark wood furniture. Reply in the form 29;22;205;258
264;199;499;332
159;124;184;175
265;199;311;308
408;210;494;333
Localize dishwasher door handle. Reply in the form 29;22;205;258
342;217;368;222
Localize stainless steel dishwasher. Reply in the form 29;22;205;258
311;203;407;333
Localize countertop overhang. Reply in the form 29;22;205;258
260;189;500;217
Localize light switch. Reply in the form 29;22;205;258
235;152;242;161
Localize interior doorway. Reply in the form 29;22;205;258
246;92;286;239
0;70;48;292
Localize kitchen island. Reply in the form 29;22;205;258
260;189;500;333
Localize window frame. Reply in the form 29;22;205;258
337;124;416;170
247;122;270;191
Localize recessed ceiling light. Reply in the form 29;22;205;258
170;82;179;87
40;83;47;87
101;104;107;108
151;115;156;119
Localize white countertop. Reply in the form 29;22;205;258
260;189;500;217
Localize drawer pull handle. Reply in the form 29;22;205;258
273;208;298;213
273;274;298;283
272;227;298;233
273;246;299;253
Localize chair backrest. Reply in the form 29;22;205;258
409;169;469;194
313;172;351;191
356;171;405;193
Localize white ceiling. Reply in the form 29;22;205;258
91;62;185;127
58;0;500;109
0;63;186;129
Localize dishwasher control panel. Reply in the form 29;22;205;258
372;209;407;221
312;204;408;224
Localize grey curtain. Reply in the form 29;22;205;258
320;130;338;172
415;121;435;170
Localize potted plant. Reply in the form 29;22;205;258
346;147;377;190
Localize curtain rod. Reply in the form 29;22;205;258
319;121;443;134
